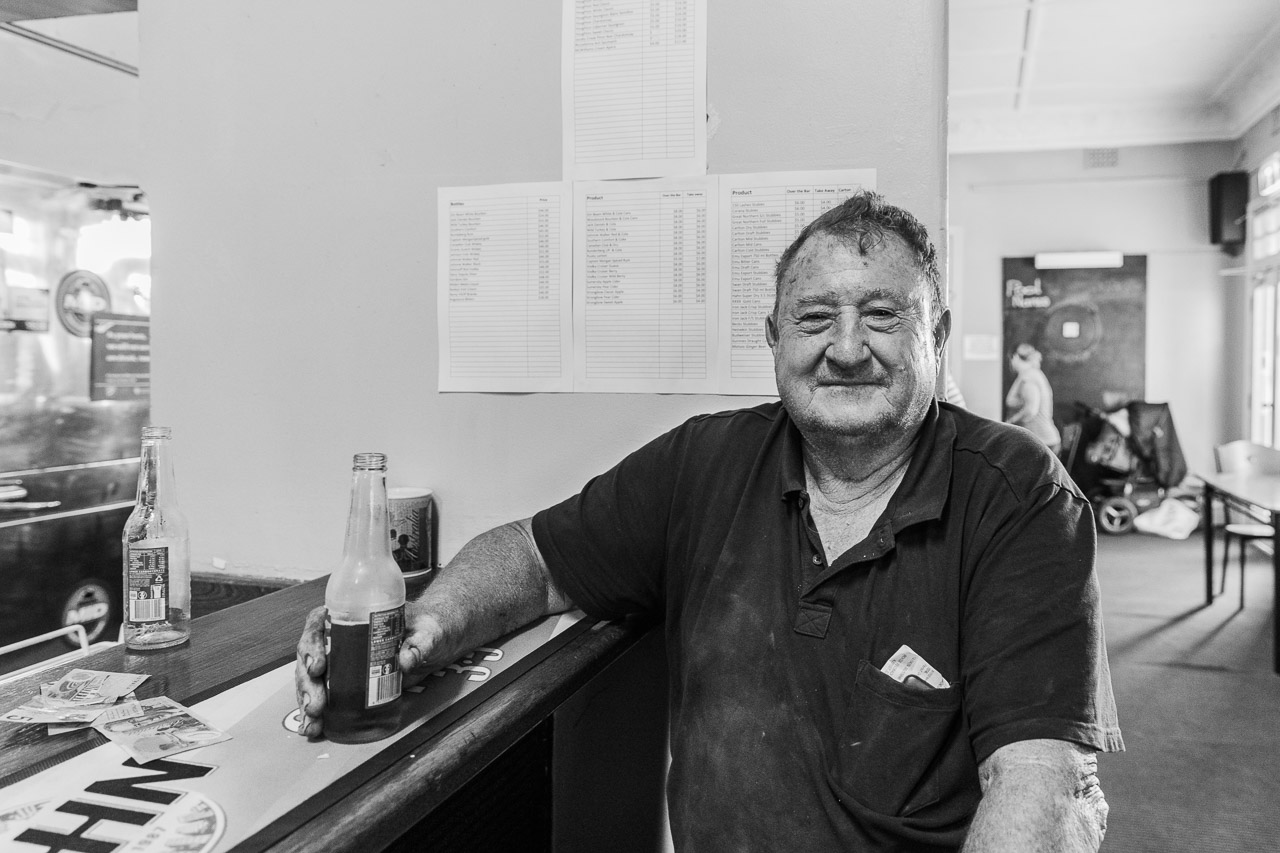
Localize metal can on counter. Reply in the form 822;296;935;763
387;488;436;594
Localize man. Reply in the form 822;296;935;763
297;191;1122;851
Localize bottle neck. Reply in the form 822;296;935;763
136;437;177;507
343;467;393;561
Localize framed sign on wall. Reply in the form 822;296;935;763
1001;255;1147;427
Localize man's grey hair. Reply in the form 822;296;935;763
773;190;944;321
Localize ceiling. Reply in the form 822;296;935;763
950;0;1280;152
3;0;1280;154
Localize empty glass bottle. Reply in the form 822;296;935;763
323;452;407;743
122;426;191;650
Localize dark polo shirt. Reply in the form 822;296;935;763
533;399;1123;852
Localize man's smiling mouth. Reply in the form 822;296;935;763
814;377;884;388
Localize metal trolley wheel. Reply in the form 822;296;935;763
1097;496;1138;535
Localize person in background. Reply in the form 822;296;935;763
1005;343;1061;454
296;191;1120;852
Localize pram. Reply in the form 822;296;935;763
1062;400;1189;534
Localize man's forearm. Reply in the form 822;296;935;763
403;518;575;671
962;741;1107;853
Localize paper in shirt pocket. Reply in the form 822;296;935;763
880;644;950;690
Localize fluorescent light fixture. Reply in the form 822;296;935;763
1033;251;1124;270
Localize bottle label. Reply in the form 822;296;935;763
126;547;169;623
325;606;405;710
366;606;405;707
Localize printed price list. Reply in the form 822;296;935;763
565;0;706;179
576;180;716;392
438;184;573;392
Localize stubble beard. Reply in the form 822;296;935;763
781;378;933;454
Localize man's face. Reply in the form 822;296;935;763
766;233;949;442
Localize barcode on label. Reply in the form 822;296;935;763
367;671;402;707
129;598;166;622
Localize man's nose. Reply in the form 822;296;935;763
824;314;870;366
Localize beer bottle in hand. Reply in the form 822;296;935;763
323;452;407;743
123;426;191;650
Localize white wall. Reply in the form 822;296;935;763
948;143;1239;476
139;1;948;580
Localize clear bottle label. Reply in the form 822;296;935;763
126;546;169;623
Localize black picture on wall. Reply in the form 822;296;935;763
1001;255;1147;429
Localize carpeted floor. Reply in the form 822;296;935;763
1095;529;1280;852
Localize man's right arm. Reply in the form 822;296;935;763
294;517;575;738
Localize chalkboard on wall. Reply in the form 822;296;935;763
1001;255;1147;428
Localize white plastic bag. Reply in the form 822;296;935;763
1133;498;1200;540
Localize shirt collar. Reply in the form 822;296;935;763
777;409;807;500
776;398;954;530
889;399;953;531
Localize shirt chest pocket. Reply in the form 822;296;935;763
831;659;976;820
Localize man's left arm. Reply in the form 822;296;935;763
962;739;1108;853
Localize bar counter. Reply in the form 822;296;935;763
0;577;657;852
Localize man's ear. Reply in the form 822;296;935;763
933;308;952;358
765;313;779;348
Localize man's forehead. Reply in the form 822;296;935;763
782;233;927;295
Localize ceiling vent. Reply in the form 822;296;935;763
1084;148;1120;169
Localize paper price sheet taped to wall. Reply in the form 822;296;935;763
0;611;590;853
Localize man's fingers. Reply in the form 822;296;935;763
296;704;324;739
398;619;446;674
398;634;426;673
297;606;327;675
398;606;445;674
293;605;328;738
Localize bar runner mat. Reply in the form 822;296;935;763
0;611;592;853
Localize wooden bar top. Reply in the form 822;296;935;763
0;577;653;851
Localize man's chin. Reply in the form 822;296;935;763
782;385;934;441
792;401;895;439
814;384;884;412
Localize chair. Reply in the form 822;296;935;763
1213;441;1280;607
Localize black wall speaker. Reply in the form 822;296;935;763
1209;171;1248;247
